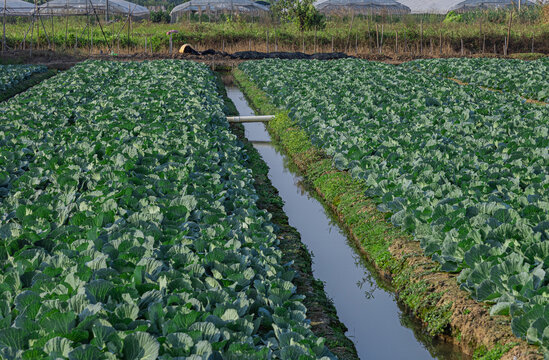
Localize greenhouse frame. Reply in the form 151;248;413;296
313;0;411;14
451;0;534;12
37;0;149;18
170;0;269;22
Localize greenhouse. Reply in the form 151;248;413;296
398;0;462;13
170;0;268;21
1;0;35;16
314;0;411;14
37;0;149;17
451;0;534;12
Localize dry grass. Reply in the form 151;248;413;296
544;4;549;24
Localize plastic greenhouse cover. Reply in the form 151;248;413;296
37;0;149;17
0;0;35;16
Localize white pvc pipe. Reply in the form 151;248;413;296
227;115;274;123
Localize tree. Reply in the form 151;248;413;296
272;0;326;31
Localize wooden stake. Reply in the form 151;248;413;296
479;18;482;53
2;0;5;53
367;19;371;51
420;19;423;55
395;30;398;54
379;24;383;54
346;12;354;53
439;31;442;55
30;13;34;55
375;23;379;51
506;10;513;55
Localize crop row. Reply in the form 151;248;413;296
239;59;549;358
0;64;48;93
402;57;549;102
0;60;332;359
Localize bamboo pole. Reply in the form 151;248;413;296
506;9;513;55
420;19;423;55
39;13;52;48
367;18;371;51
2;0;6;53
375;23;379;51
479;18;483;53
439;31;442;55
379;24;383;54
314;26;317;53
346;11;354;53
30;0;36;55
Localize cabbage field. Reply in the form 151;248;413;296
239;59;549;358
402;57;549;102
0;60;333;359
0;64;48;94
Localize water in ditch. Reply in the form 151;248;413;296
226;86;467;360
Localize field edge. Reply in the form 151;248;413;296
232;67;542;360
0;68;58;102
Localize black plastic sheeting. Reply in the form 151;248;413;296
199;49;352;60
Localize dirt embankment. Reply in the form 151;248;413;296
7;48;543;71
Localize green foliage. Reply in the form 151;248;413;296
443;11;462;23
150;10;171;23
472;342;518;360
0;60;334;359
402;57;549;102
239;58;549;355
0;64;47;93
273;0;326;31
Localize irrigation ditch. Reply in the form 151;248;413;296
228;69;544;360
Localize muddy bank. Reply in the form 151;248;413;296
232;68;543;360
